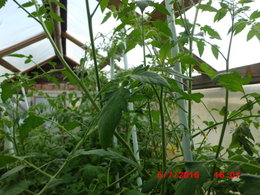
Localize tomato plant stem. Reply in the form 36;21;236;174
85;0;102;95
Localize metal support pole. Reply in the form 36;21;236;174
110;56;120;189
123;34;143;187
165;0;193;161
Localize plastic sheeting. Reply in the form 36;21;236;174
0;66;12;82
192;83;260;147
66;39;85;64
181;1;260;71
3;39;55;71
0;0;259;77
0;0;42;50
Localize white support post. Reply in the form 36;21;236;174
0;89;15;154
110;56;120;189
21;87;30;110
123;36;143;187
165;0;193;161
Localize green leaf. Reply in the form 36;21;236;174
73;149;138;167
130;68;170;88
150;67;191;80
0;155;17;168
50;0;66;10
201;25;221;39
166;78;204;103
123;190;145;195
142;176;162;193
238;0;253;4
0;180;30;195
239;174;260;195
250;10;260;20
19;115;45;142
151;2;170;16
134;0;152;13
101;11;111;24
98;88;130;148
175;162;210;195
211;45;219;59
196;40;205;56
0;165;25;180
0;0;8;8
199;63;217;78
252;22;260;41
180;54;199;65
61;70;78;84
64;121;79;131
212;72;251;92
21;2;34;8
152;20;172;37
8;53;26;58
230;123;255;156
233;20;247;35
198;4;217;12
49;11;64;22
122;0;128;4
0;81;19;103
247;28;255;41
100;0;109;12
44;19;54;34
214;8;227;22
81;164;104;184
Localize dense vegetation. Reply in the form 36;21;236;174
0;0;260;194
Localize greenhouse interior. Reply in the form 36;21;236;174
0;0;260;194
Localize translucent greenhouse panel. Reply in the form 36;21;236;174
182;1;260;71
67;0;120;44
0;66;13;82
192;84;260;148
0;0;42;50
66;39;85;64
3;39;55;72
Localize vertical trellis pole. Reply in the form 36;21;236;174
123;41;143;187
0;89;15;154
21;87;30;110
110;56;120;189
165;0;193;161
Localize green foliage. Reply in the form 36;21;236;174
0;156;17;168
212;71;251;93
98;87;130;148
19;114;45;142
239;175;260;195
0;180;30;195
230;123;255;156
100;0;109;12
130;66;170;88
0;0;259;194
174;162;210;195
152;20;172;37
201;25;221;40
0;80;19;103
0;0;8;9
211;45;219;59
198;4;218;12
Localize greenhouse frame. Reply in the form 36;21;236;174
0;0;260;194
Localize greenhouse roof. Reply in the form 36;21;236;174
0;0;259;87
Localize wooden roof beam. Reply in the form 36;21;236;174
0;33;46;57
0;58;20;73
